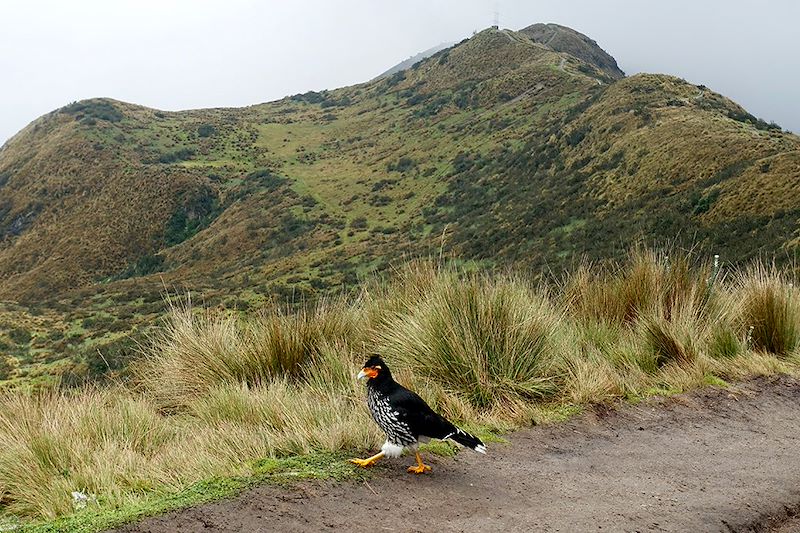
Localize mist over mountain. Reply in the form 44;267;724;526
377;42;456;79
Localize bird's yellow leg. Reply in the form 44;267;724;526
407;451;432;474
349;451;385;468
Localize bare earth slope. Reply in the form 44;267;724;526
117;376;800;533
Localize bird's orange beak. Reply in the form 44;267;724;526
357;366;379;380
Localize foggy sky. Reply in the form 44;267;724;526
1;0;798;145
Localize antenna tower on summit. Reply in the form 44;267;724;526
492;4;500;29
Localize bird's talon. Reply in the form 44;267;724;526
349;452;385;468
407;463;432;474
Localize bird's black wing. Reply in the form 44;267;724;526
387;384;458;440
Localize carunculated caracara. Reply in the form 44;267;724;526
350;356;486;474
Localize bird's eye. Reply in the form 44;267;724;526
375;365;382;370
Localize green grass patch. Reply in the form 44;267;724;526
18;452;365;533
535;404;584;424
702;374;730;388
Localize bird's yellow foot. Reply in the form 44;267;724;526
349;451;384;468
407;451;432;474
407;463;432;474
349;457;378;468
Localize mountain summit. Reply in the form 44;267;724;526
520;23;625;80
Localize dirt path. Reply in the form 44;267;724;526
117;376;800;533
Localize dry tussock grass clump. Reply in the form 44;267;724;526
737;265;799;357
0;388;173;518
376;269;560;410
135;297;364;410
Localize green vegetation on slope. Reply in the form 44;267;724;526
0;249;798;530
0;26;798;386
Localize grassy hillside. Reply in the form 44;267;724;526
0;26;798;384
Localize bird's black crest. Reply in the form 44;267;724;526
362;355;388;369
